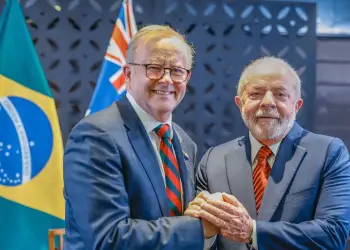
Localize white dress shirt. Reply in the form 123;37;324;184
249;132;281;249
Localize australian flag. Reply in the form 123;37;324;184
86;0;137;116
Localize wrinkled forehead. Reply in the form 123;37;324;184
243;63;297;91
136;37;190;67
245;74;288;87
246;61;293;79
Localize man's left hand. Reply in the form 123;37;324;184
199;193;253;243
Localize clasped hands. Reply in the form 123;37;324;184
184;191;254;243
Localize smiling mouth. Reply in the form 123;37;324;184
152;90;174;95
256;116;279;119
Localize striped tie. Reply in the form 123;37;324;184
154;124;182;216
253;146;272;214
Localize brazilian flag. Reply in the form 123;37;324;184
0;0;65;249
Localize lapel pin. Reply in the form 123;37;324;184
183;151;189;161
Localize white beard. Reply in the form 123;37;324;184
242;109;295;141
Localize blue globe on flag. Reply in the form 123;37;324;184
0;96;53;187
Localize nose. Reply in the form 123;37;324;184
158;69;173;84
260;91;276;108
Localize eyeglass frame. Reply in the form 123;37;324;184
127;62;191;84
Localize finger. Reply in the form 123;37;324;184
201;203;244;231
187;204;201;211
201;202;237;224
189;197;207;207
222;193;243;208
197;191;210;201
199;209;228;228
207;200;240;216
184;208;200;217
184;211;200;217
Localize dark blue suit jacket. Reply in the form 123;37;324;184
64;97;204;249
197;122;350;250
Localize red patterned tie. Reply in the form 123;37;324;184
253;146;272;214
154;124;182;216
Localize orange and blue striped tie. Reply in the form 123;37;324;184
253;145;272;214
154;124;182;216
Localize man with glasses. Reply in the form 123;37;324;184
64;25;217;249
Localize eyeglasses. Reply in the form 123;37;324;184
128;63;190;84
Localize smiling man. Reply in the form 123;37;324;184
186;56;350;249
63;25;217;249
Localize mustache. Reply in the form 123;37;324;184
254;109;280;119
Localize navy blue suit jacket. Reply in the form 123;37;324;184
64;97;204;249
197;122;350;249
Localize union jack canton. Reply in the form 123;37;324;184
86;0;137;116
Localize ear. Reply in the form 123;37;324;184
186;71;192;83
234;96;242;110
123;64;131;83
295;98;303;113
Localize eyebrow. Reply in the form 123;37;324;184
147;60;185;68
274;87;288;92
248;86;288;92
249;85;265;91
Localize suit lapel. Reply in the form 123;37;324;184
117;98;170;216
172;128;192;210
225;137;257;219
258;123;307;221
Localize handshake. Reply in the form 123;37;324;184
184;191;254;244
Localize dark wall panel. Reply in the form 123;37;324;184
0;0;317;157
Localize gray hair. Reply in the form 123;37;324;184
237;56;301;99
126;25;195;69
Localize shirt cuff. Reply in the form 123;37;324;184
252;220;258;249
204;235;216;250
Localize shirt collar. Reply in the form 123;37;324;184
126;92;173;138
249;132;281;164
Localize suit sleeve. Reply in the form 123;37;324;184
257;138;350;250
196;147;214;194
64;121;204;250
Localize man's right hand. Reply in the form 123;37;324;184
184;191;220;238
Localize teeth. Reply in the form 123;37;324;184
154;90;171;95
